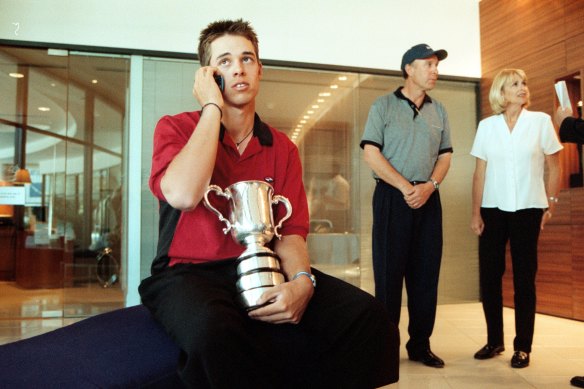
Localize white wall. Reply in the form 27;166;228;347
0;0;481;78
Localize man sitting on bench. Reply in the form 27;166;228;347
139;18;399;389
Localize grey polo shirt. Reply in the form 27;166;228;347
360;87;453;182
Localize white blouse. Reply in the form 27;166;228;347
470;109;563;212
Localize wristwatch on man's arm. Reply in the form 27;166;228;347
429;178;440;191
292;271;316;288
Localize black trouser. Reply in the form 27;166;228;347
371;180;443;355
479;207;542;353
139;260;400;389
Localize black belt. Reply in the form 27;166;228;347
375;179;427;186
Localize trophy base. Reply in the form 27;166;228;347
236;252;282;275
237;286;277;311
235;251;284;310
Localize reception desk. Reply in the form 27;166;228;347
503;188;584;321
15;232;73;289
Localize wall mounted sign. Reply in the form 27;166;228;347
0;186;26;205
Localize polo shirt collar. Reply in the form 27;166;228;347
219;113;273;146
394;87;432;118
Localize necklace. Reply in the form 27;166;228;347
235;129;253;148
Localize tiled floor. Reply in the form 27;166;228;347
382;303;584;389
1;278;583;388
0;281;123;345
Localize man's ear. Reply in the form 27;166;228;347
258;61;263;79
405;63;413;78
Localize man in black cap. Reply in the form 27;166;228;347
360;43;453;368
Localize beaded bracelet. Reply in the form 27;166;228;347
201;102;222;118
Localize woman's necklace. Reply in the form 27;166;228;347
235;129;253;148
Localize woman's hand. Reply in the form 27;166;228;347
470;214;484;236
540;210;552;230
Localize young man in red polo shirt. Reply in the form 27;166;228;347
139;19;399;388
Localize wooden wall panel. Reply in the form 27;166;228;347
566;32;584;75
574;225;584;319
480;0;565;77
565;1;584;40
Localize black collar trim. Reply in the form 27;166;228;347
219;113;273;146
394;87;432;118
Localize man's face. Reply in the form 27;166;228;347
406;55;439;91
209;34;262;108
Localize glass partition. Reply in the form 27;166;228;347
0;47;128;319
140;58;479;297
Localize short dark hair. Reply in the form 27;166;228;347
198;19;260;67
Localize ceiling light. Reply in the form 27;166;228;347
330;85;338;89
300;120;307;124
303;115;310;119
9;72;24;78
318;92;331;97
311;105;319;109
38;107;51;112
307;110;314;114
338;76;347;81
317;99;325;103
92;79;98;84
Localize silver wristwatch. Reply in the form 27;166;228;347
430;178;440;190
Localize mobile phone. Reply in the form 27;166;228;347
214;74;224;92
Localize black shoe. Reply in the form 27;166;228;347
510;351;530;368
474;344;505;360
408;349;445;368
571;376;584;388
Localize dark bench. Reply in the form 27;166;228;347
0;305;183;388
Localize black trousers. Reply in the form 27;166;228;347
139;260;399;389
371;180;443;354
479;207;543;353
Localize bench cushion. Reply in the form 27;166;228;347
0;305;182;388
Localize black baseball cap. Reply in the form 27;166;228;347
401;43;448;71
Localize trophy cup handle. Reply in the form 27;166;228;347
272;195;292;240
203;185;232;234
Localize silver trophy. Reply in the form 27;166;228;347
203;180;292;310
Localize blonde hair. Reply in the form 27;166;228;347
488;69;530;114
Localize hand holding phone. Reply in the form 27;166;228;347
214;74;224;92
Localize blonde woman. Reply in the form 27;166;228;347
470;69;562;368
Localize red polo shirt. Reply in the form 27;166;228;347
149;111;309;265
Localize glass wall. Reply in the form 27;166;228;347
0;47;128;319
1;47;480;321
140;57;480;301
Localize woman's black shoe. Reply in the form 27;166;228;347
474;344;505;359
511;351;530;368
